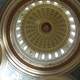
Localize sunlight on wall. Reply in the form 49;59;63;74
0;61;20;80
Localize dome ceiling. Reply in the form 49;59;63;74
0;0;80;80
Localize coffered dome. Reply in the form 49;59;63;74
1;0;80;76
